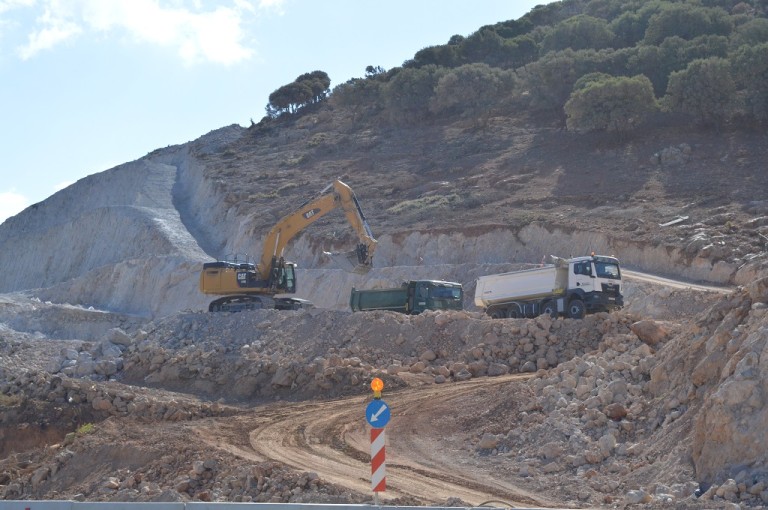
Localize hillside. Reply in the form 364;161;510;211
3;0;768;507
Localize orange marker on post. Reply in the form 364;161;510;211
371;377;384;399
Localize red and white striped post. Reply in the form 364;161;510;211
370;427;386;492
366;377;390;504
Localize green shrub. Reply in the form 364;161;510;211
76;423;95;435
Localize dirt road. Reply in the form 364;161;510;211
622;269;733;294
194;374;559;507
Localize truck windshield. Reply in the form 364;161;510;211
427;285;463;310
594;262;621;280
430;286;462;299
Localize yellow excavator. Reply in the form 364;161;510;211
199;180;377;312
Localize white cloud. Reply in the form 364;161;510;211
14;0;265;65
256;0;284;13
0;189;30;224
17;3;82;59
0;0;35;15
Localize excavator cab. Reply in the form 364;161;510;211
269;257;296;293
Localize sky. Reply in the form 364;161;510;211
0;0;552;225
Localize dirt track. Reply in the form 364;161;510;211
622;270;733;294
193;374;557;508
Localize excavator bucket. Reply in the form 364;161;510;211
323;244;372;274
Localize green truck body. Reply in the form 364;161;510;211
350;280;463;314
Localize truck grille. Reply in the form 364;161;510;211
601;283;621;296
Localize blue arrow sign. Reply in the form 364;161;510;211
366;399;391;428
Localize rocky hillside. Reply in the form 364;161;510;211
1;118;765;320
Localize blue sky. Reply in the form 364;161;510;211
0;0;551;224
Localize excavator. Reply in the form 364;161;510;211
199;180;377;312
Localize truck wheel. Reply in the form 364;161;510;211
541;300;558;318
567;299;586;319
489;309;505;319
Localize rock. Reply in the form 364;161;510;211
716;479;739;501
419;350;437;362
584;449;604;464
103;477;120;490
434;313;450;326
92;396;114;412
109;328;134;347
541;461;561;473
477;433;499;450
487;362;509;376
101;342;123;358
454;369;472;381
30;466;50;487
598;433;616;456
604;403;628;420
191;460;205;475
410;361;427;373
630;320;668;345
625;489;651;504
95;359;120;376
747;276;768;303
541;442;563;460
63;348;79;360
271;366;295;387
46;358;62;373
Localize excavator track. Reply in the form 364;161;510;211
208;295;275;312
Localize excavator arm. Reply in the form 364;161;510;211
258;180;377;279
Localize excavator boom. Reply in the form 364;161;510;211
199;180;377;312
259;180;376;275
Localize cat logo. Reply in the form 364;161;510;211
303;208;321;220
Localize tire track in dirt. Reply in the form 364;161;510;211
202;374;561;507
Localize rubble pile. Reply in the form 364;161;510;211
42;310;639;403
464;277;768;508
1;277;767;506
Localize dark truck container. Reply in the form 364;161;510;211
350;280;463;314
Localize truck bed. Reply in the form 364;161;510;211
474;264;568;306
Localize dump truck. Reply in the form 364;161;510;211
350;280;463;314
474;254;623;319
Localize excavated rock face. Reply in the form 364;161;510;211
690;280;768;484
640;280;768;487
1;125;764;320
